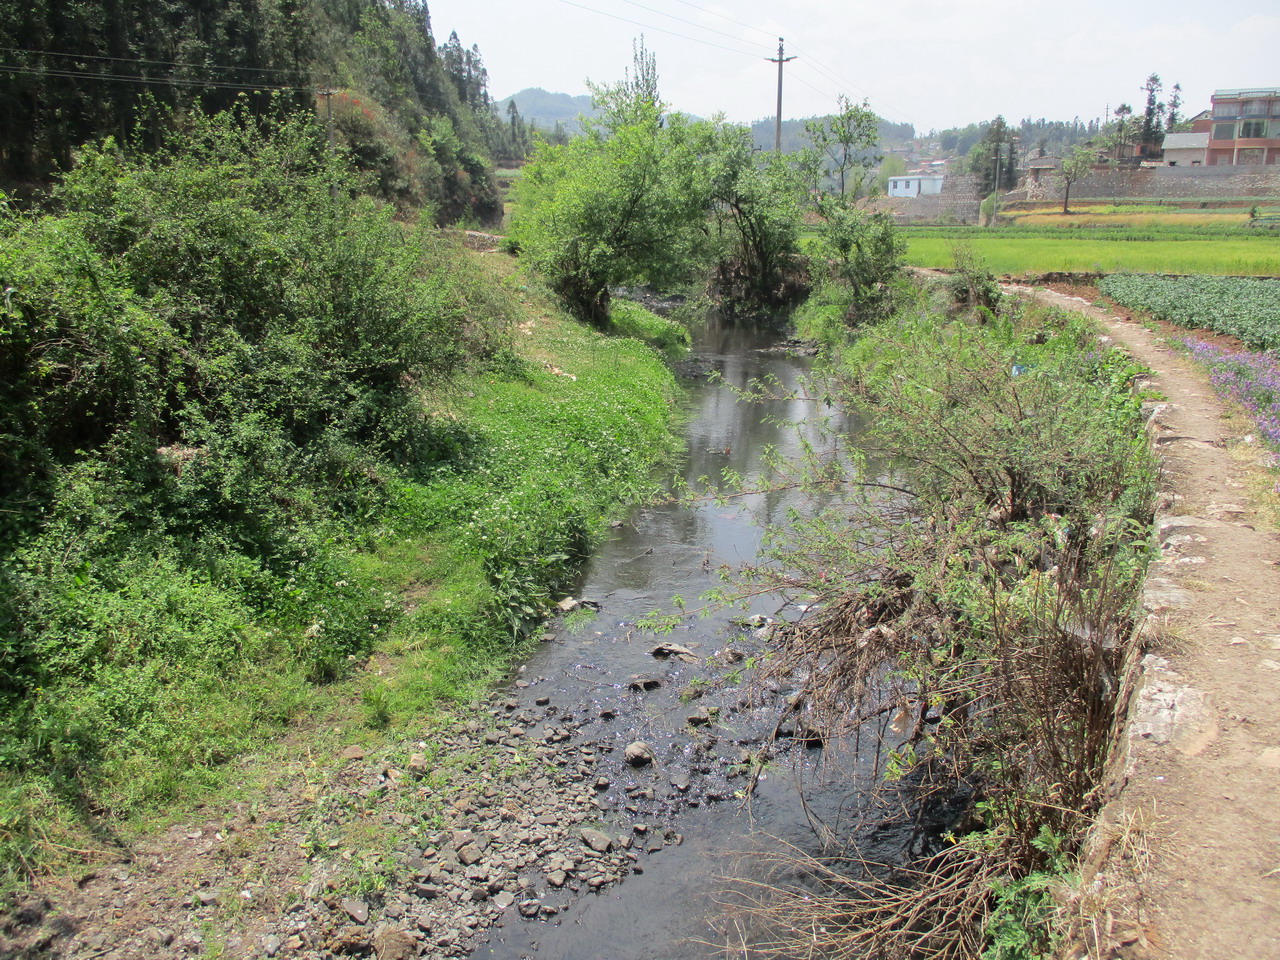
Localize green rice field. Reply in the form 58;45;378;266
902;236;1280;277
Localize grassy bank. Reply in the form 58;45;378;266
745;274;1157;958
0;114;682;890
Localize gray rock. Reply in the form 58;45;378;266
407;752;429;777
580;828;613;853
342;898;370;924
650;641;700;663
624;741;656;767
262;934;282;957
686;706;717;726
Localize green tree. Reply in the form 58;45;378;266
873;154;907;195
1139;74;1165;154
508;40;712;325
1112;103;1134;156
705;125;807;307
968;116;1015;193
803;95;881;200
1057;145;1094;213
1165;81;1183;131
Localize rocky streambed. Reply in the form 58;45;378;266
6;319;883;960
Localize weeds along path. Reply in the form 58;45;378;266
1014;283;1280;960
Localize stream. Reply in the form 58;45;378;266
469;315;898;959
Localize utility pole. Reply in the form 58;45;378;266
767;38;795;153
318;87;337;200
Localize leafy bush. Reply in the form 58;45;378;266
805;202;906;327
720;292;1154;958
1099;275;1280;349
0;107;521;860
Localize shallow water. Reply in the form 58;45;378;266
471;316;890;960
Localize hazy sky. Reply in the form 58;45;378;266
427;0;1279;133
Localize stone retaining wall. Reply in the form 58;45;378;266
1024;165;1280;203
894;173;983;223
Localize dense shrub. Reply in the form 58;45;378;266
0;109;516;836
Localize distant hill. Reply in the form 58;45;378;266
496;88;597;132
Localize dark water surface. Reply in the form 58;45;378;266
472;317;882;960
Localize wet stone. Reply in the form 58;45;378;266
624;741;656;767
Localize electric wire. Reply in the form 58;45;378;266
788;69;843;112
0;63;306;93
0;45;308;80
667;0;778;42
658;0;916;126
786;40;915;127
549;0;763;59
611;0;763;48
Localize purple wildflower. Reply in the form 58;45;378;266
1178;338;1280;478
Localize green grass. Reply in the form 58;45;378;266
901;235;1280;276
607;300;691;358
0;253;683;891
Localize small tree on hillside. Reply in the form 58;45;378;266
509;39;713;325
803;95;881;200
1057;146;1094;213
1139;73;1165;155
1165;82;1183;131
1112;103;1134;157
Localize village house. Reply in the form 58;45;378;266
1161;131;1209;166
1206;88;1280;165
887;174;944;198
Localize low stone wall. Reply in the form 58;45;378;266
1025;165;1280;203
894;173;983;223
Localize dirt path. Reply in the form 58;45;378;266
1012;284;1280;960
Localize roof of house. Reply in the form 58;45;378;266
1212;87;1280;99
1163;132;1209;149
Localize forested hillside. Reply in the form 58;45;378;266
494;87;595;137
0;0;506;221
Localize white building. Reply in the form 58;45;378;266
888;175;944;198
1162;132;1208;166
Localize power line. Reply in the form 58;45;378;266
788;68;842;111
785;41;915;128
0;63;306;93
0;46;308;80
656;0;917;127
667;0;777;42
549;0;763;60
611;0;762;48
